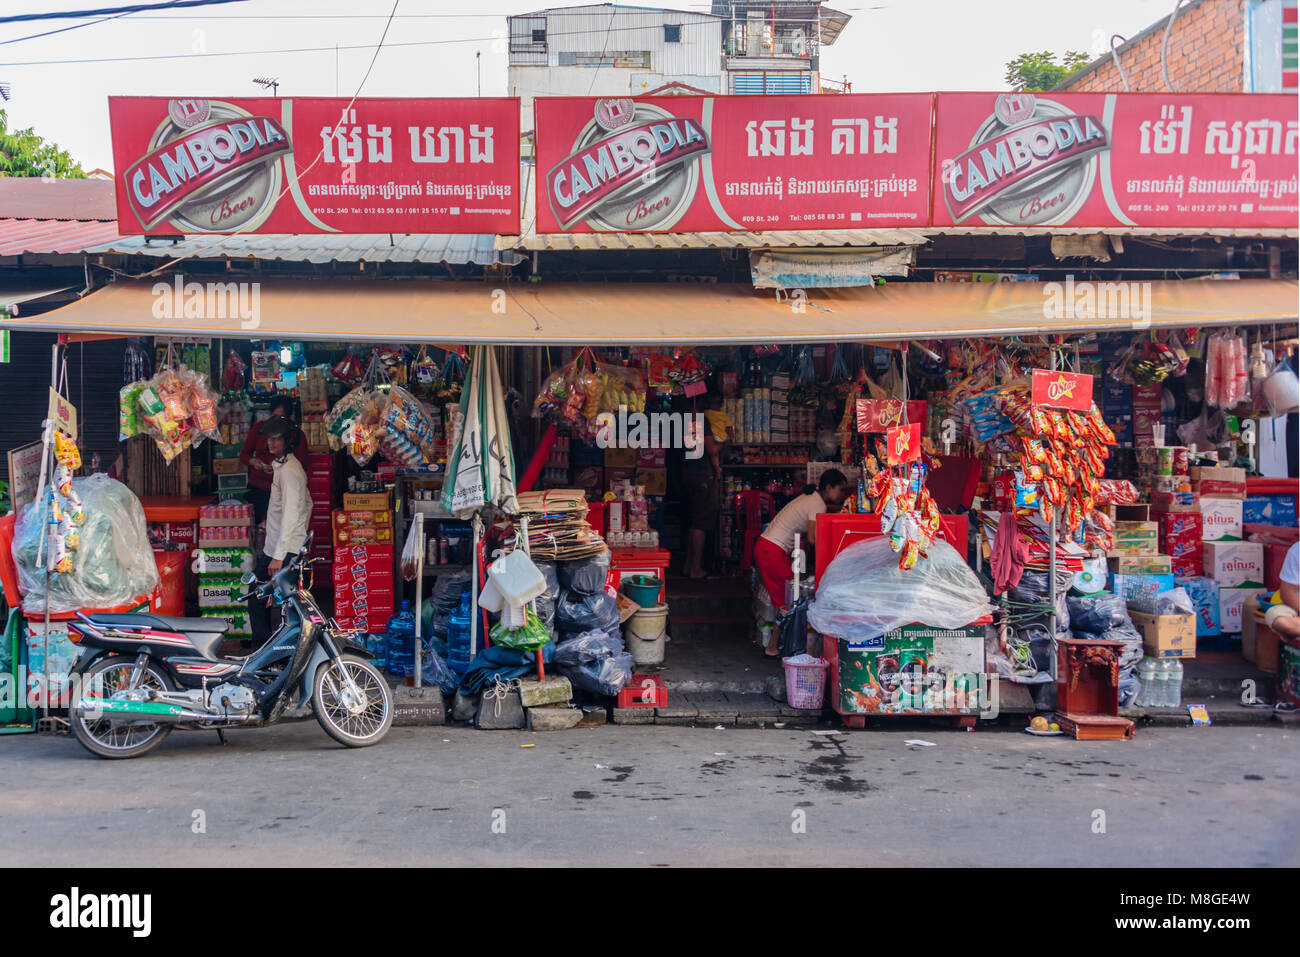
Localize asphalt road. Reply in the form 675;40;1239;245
2;720;1296;867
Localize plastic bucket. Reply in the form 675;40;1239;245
625;602;669;665
623;575;663;608
782;657;829;710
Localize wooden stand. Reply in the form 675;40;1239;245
1055;637;1135;740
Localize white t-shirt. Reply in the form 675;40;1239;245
1282;542;1300;586
760;492;826;553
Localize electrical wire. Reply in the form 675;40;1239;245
0;10;135;46
107;0;403;281
0;0;247;24
1109;33;1130;91
1160;0;1191;93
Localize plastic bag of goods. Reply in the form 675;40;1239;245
12;474;159;615
1067;593;1132;635
808;537;994;642
132;365;222;461
557;551;610;596
378;385;440;468
558;651;634;697
554;629;625;666
556;588;621;637
1157;587;1195;617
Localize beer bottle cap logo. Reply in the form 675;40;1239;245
545;99;709;232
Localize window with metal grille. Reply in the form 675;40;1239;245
531;28;546;42
664;24;681;43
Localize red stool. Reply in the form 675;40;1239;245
734;491;776;572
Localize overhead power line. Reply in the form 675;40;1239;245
0;0;248;24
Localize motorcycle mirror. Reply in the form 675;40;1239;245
240;572;257;585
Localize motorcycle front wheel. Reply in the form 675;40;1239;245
72;656;175;759
312;654;392;747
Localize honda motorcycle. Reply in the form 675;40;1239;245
67;536;392;759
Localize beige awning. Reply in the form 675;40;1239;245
4;278;1295;346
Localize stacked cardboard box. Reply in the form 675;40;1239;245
198;504;252;547
332;544;395;633
305;451;335;566
194;544;256;638
1191;464;1256;635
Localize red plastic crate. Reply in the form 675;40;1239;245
617;673;667;709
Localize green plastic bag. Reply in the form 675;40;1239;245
489;607;550;652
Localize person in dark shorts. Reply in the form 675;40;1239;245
683;395;725;579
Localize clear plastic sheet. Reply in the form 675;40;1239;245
808;537;994;641
1157;587;1195;617
12;474;158;615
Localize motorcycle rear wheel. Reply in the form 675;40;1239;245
313;654;392;747
72;656;175;760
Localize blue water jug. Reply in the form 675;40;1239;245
447;594;473;676
385;600;417;676
365;633;387;672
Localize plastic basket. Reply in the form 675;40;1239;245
783;657;829;710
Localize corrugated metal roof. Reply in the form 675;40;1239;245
500;228;931;251
0;179;117;221
0;218;122;256
83;233;524;266
921;226;1300;239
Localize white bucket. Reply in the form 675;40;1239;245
625;602;669;666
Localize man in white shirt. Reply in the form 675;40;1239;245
1265;542;1300;639
753;469;849;650
249;417;313;644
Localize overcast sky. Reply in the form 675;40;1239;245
0;0;1180;172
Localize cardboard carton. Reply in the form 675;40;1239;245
1199;497;1243;541
1128;610;1196;658
1191;466;1246;499
1201;541;1264;587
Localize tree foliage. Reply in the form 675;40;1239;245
1004;50;1091;92
0;110;86;179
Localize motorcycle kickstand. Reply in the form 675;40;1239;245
216;729;227;746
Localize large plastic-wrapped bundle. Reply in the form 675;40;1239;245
808;537;994;641
12;474;158;615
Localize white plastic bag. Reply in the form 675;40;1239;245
808;536;993;641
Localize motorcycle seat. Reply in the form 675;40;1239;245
88;612;231;634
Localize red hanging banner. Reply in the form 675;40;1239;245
886;422;922;465
1031;369;1095;410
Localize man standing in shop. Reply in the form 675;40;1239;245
240;396;308;525
249;417;312;645
753;469;850;649
683;393;727;580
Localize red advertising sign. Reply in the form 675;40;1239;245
1031;369;1094;411
535;94;932;233
933;92;1297;229
109;96;520;234
886;423;922;466
856;398;927;433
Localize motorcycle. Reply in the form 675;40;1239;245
67;535;393;759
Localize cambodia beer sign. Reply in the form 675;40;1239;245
109;96;520;234
535;93;932;233
933;92;1298;228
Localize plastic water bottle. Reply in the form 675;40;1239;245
1168;658;1184;708
367;633;387;672
385;600;417;677
1150;659;1170;707
1136;658;1157;707
447;594;473;676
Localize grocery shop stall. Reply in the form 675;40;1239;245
3;276;1298;732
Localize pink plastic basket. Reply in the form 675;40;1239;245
783;657;829;710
